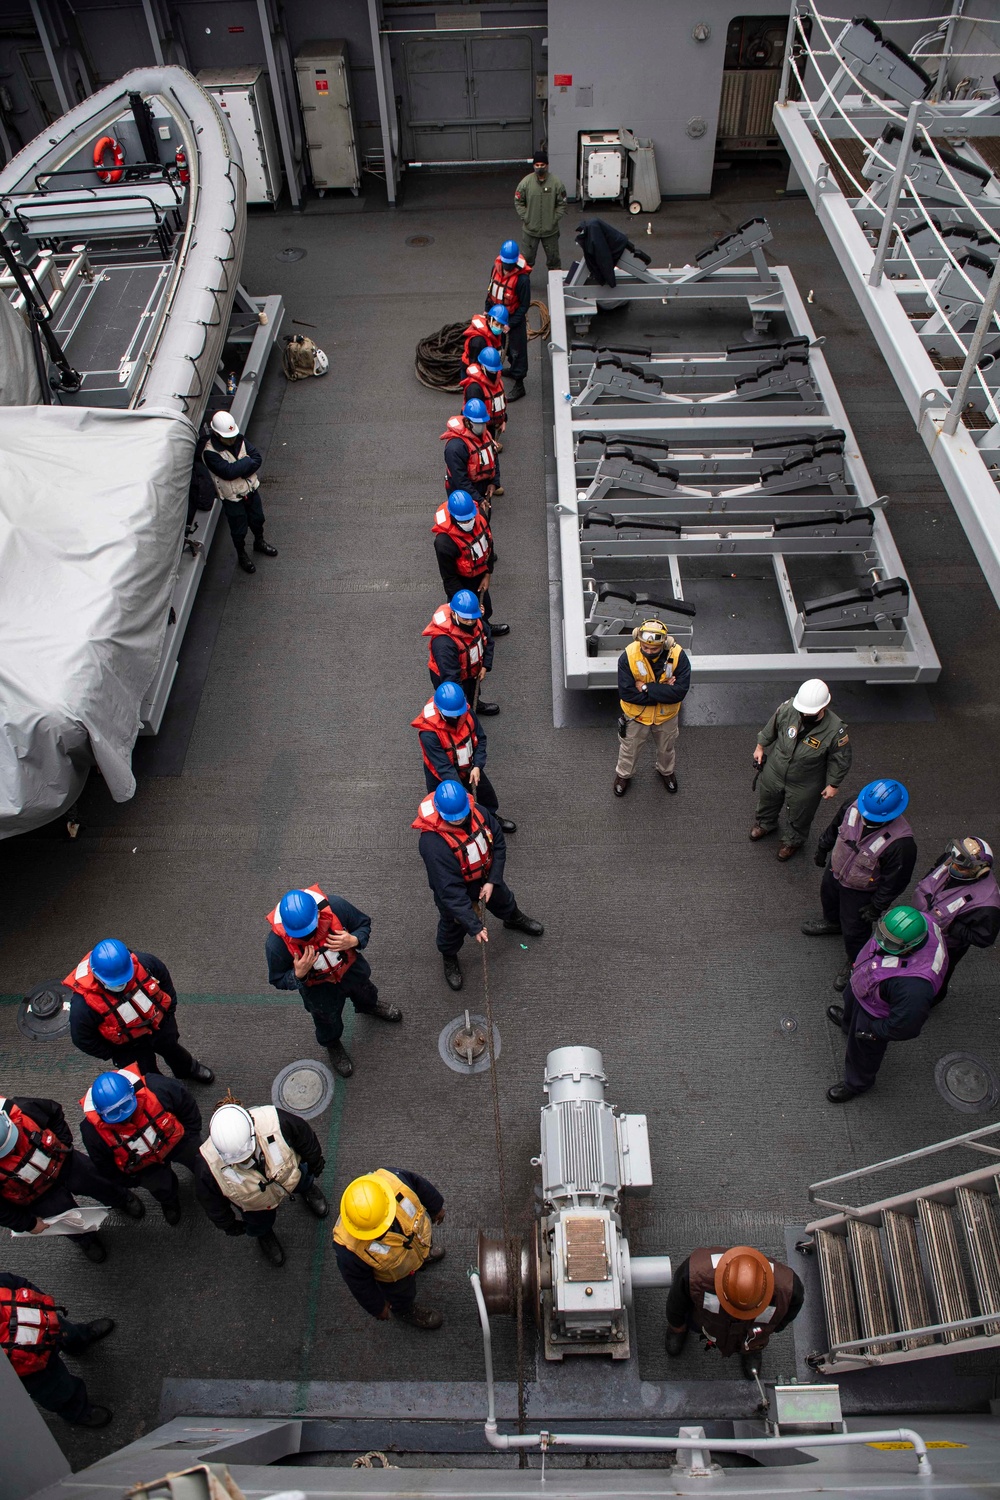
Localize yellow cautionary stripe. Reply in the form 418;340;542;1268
867;1441;967;1450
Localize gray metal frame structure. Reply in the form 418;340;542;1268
773;3;1000;611
550;252;939;689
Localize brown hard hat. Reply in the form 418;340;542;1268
714;1246;774;1320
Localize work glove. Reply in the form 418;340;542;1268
814;850;827;868
859;904;879;924
224;1221;246;1238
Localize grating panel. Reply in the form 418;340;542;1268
816;1229;859;1352
848;1219;898;1351
883;1210;934;1349
918;1198;973;1342
957;1185;1000;1336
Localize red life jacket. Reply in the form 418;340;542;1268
0;1099;70;1205
64;952;173;1047
266;883;357;987
412;698;479;781
462;314;501;367
412;796;494;883
81;1064;185;1174
440;416;498;487
432;502;492;579
461;364;506;430
0;1286;61;1377
423;605;487;681
486;254;529;314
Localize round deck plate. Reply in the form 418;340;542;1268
272;1059;336;1118
934;1052;1000;1114
275;247;307;262
438;1014;500;1075
17;982;72;1042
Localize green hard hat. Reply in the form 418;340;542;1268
875;905;928;956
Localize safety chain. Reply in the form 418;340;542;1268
479;904;528;1456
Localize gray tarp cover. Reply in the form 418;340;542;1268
0;297;41;406
0;406;194;837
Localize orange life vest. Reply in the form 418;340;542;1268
81;1064;185;1174
432;502;492;578
486;254;529;314
0;1286;61;1376
64;953;173;1046
0;1100;70;1205
266;883;357;987
412;796;494;882
461;314;501;367
423;606;487;680
412;698;479;781
461;364;506;429
440;416;498;487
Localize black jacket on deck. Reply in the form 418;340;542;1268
335;1169;445;1318
80;1074;201;1179
418;808;507;937
617;648;691;708
69;951;176;1061
0;1098;73;1233
575;218;631;286
434;530;497;599
193;1109;325;1228
817;804;917;912
429;629;495;683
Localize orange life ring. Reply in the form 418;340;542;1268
93;135;125;184
175;147;190;185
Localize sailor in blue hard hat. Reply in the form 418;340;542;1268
422;589;500;717
803;779;917;991
412;681;516;834
0;1264;116;1427
485;239;531;400
64;938;214;1085
79;1062;202;1227
461;343;508;448
461;303;508;368
432;489;508;637
413;780;541;992
266;884;402;1078
441;397;503;504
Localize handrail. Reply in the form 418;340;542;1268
829;1309;1000;1355
468;1271;933;1475
809;1119;1000;1212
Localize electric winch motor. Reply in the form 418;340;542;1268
478;1046;672;1359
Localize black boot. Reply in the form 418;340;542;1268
73;1235;107;1264
120;1191;145;1220
665;1327;687;1357
489;622;511;637
833;961;851;992
497;816;517;833
503;909;544;937
81;1318;115;1345
477;701;500;716
162;1197;182;1226
236;548;256;575
507;380;526;402
69;1405;113;1429
256;1229;285;1266
303;1181;329;1218
394;1304;444;1330
327;1041;354;1078
187;1060;215;1084
443;955;463;991
252;536;278;557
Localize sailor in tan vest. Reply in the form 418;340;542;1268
665;1245;804;1379
195;1099;328;1267
333;1169;446;1330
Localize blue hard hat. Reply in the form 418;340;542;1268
500;239;520;264
477;346;502;374
448;490;478;523
434;682;468;718
462;398;490;424
278;889;319;939
856;779;909;824
450;589;482;620
90;939;134;990
434;779;471;823
92;1071;138;1124
487;304;509;328
0;1111;18;1160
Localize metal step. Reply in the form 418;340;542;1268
882;1209;934;1349
917;1198;973;1342
957;1182;1000;1337
847;1219;898;1352
815;1228;859;1352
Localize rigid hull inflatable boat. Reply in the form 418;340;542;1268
0;67;269;838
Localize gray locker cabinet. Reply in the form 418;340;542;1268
295;41;360;195
197;67;283;205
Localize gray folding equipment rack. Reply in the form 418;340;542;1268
550;219;939;689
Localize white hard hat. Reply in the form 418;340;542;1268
209;1104;256;1164
792;678;831;714
0;1111;17;1160
210;410;240;440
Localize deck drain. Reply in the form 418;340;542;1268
272;1058;335;1118
439;1011;500;1074
406;234;434;247
275;247;307;262
17;980;72;1042
934;1052;1000;1114
780;1016;798;1034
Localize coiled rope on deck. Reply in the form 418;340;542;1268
415;301;551;391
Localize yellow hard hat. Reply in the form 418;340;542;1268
340;1173;394;1240
634;618;668;643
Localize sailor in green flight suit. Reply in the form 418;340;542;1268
749;679;852;861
